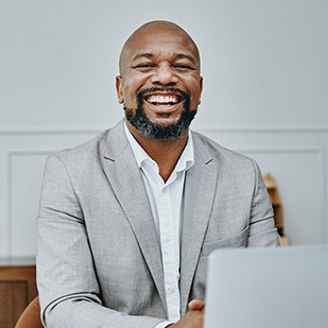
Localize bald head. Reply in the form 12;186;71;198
119;20;200;76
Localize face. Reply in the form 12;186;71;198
116;27;203;139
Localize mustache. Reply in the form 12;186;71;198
137;87;189;103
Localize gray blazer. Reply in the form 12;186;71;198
36;119;278;328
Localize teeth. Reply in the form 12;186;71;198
147;95;179;104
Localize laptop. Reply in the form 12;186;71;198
204;245;328;328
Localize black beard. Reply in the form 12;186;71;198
124;87;197;140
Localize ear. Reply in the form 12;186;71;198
198;76;203;105
115;75;124;104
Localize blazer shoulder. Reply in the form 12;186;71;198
51;129;109;163
191;130;256;167
51;120;126;164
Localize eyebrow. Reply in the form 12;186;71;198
132;53;153;61
132;52;195;64
175;53;195;64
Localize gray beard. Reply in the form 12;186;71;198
124;88;196;140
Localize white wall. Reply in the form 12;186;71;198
0;0;327;256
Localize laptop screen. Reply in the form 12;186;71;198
204;245;328;328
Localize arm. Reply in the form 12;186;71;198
248;160;280;247
37;155;166;328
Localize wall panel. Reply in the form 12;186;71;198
0;127;328;256
0;131;98;257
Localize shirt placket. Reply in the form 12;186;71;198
158;183;180;322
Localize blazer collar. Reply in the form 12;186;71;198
100;119;167;315
179;131;218;314
101;119;129;162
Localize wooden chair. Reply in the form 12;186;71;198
263;174;290;246
15;296;43;328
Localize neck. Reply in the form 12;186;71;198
126;120;189;182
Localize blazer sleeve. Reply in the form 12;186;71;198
247;160;280;247
36;154;165;328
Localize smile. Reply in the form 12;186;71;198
144;93;183;111
146;94;181;104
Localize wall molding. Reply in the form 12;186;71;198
0;129;102;136
6;150;54;256
234;147;323;154
199;126;328;134
237;147;327;243
321;147;328;243
1;125;328;135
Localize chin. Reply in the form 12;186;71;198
124;102;197;140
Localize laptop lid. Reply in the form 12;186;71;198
204;245;328;328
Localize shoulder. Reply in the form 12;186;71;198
48;120;125;166
50;130;108;165
191;130;256;169
191;131;263;194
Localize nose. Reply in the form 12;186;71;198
150;64;178;86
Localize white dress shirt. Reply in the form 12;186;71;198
124;123;194;327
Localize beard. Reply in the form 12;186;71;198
124;87;197;140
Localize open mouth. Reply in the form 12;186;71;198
144;93;183;110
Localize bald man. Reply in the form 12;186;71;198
37;21;279;328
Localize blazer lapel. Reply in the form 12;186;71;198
100;120;167;315
180;132;218;314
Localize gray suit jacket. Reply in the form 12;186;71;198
36;119;278;328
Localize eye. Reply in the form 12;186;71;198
133;64;155;69
172;64;194;70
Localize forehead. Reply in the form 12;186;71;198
126;29;197;62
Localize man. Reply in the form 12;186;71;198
37;20;279;328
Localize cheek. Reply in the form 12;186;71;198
123;76;150;103
181;75;202;92
187;82;202;105
122;86;138;107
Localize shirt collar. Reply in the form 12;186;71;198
124;121;194;174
